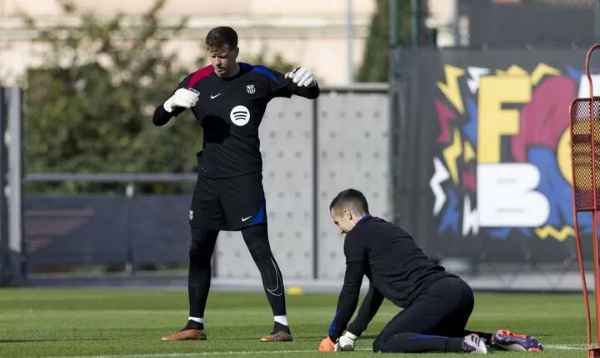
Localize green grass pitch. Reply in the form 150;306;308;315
0;288;588;357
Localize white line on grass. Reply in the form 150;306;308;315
48;344;586;358
546;344;587;351
49;350;368;358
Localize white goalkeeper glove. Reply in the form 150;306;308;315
163;88;199;113
335;331;357;351
285;67;317;87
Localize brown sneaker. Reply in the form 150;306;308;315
161;329;207;341
260;330;293;342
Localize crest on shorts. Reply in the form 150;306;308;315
246;84;256;94
189;210;194;221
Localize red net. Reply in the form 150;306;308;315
571;97;600;211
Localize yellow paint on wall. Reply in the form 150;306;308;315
478;76;531;163
437;65;465;114
535;225;574;241
531;63;561;85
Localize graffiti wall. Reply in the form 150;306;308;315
395;49;591;267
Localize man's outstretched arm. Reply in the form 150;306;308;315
319;261;365;352
289;80;319;99
327;261;365;340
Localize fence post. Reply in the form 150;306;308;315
0;87;24;285
125;182;136;276
0;87;8;284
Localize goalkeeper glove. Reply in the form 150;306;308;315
335;331;357;351
285;67;317;87
163;88;199;113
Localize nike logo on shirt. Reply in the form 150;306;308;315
210;93;222;99
241;216;252;222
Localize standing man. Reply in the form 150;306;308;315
153;26;319;342
318;189;543;354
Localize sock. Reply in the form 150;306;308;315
274;315;288;326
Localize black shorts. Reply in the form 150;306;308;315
189;172;267;231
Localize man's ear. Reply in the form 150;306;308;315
344;208;353;221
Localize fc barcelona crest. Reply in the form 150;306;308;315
246;84;256;94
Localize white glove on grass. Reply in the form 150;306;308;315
285;67;317;87
163;88;199;112
335;331;357;351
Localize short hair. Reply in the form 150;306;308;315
205;26;238;50
329;189;369;215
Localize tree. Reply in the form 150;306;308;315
22;0;200;193
356;0;413;82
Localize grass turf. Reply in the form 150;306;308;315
0;288;588;357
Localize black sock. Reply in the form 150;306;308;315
274;321;290;333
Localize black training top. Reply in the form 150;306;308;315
328;216;455;340
153;63;319;178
